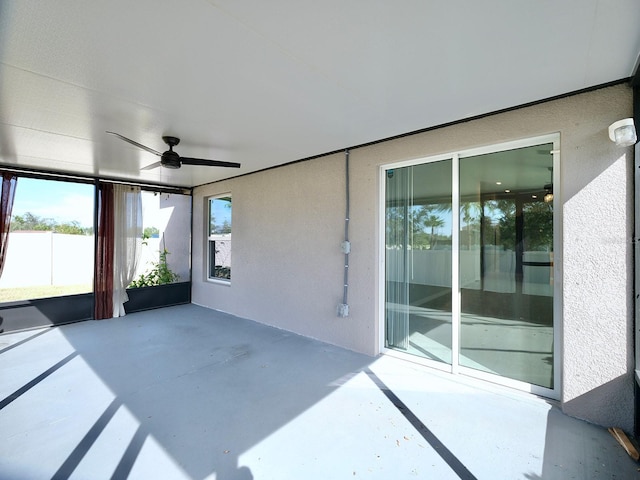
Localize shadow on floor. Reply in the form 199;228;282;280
1;305;374;479
1;304;638;479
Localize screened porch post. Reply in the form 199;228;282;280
0;172;18;279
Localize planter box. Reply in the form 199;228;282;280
124;281;191;313
0;282;191;334
0;293;93;333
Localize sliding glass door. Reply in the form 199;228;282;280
384;137;557;394
385;160;453;364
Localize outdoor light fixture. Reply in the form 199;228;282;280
608;118;637;147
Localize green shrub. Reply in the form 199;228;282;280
129;249;179;288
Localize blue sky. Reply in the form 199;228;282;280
12;178;164;230
211;201;231;224
12;178;95;227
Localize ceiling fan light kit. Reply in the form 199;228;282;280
160;136;183;169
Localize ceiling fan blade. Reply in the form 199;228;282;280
181;157;241;168
106;131;161;156
141;161;163;170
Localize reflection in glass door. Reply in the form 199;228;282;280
459;145;554;388
385;160;453;364
384;140;556;392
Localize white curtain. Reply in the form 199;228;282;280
112;184;143;317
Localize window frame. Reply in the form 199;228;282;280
206;193;232;284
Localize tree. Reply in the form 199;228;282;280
11;212;54;231
413;205;446;249
143;226;159;238
523;202;553;251
56;220;89;235
10;212;92;235
460;201;481;250
495;199;552;251
385;203;452;250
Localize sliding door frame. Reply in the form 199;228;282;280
378;134;562;400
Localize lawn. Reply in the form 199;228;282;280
0;284;92;302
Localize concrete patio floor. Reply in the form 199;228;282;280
0;304;638;479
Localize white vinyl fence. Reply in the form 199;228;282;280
386;248;553;296
0;232;171;288
0;232;93;288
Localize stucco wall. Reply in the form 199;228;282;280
193;84;634;430
192;156;370;350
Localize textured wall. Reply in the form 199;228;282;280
193;84;634;430
559;90;634;430
192;155;375;353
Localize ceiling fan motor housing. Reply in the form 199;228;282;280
161;136;182;168
161;150;181;169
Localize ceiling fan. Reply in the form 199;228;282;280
106;132;240;170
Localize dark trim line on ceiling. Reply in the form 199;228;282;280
194;77;632;190
0;163;192;195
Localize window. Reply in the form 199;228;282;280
1;177;95;302
208;195;232;282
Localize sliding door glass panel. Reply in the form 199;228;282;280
458;144;554;388
386;167;410;350
385;160;453;364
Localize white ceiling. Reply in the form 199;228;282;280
1;1;639;189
